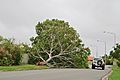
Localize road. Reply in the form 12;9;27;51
0;68;111;80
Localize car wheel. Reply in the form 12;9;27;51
102;66;105;70
97;60;102;65
92;64;95;69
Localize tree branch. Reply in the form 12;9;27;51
41;47;51;57
63;44;72;53
58;39;63;54
50;34;55;55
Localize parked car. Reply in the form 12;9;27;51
92;57;105;70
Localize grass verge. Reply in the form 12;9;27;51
109;66;120;80
0;65;48;71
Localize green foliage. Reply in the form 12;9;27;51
12;46;22;65
110;43;120;67
0;53;13;66
106;59;113;65
110;44;120;60
0;36;29;66
30;19;90;68
28;51;39;64
117;61;120;67
70;47;90;68
102;55;113;65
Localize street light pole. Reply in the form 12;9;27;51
104;31;116;46
90;44;98;57
96;45;98;57
113;33;116;46
97;40;106;65
104;41;107;65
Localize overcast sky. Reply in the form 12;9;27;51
0;0;120;57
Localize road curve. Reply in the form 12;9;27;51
0;68;111;80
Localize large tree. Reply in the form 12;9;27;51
30;19;90;68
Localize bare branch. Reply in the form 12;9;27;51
63;44;72;53
36;50;46;62
46;57;52;63
30;52;46;63
30;53;39;58
58;39;63;54
50;34;55;55
41;47;50;56
52;53;63;59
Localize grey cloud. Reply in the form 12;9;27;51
0;0;120;56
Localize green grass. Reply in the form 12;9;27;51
109;66;120;80
0;65;48;71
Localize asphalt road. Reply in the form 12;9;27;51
0;68;111;80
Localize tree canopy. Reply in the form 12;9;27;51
30;19;90;68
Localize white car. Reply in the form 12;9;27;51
92;58;105;70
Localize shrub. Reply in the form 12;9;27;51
106;59;113;65
0;37;27;66
117;60;120;67
28;53;39;64
0;53;13;66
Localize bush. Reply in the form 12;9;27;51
0;37;27;66
0;53;13;66
0;49;22;66
12;46;23;65
106;59;113;65
117;60;120;67
28;53;39;64
13;52;22;65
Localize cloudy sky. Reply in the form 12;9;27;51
0;0;120;57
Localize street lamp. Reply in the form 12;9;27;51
90;44;98;57
97;40;106;65
104;31;116;46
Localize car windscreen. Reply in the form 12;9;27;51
94;58;101;60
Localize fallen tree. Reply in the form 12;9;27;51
29;19;90;68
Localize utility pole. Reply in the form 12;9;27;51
96;45;98;57
97;40;106;65
90;44;98;57
104;31;116;46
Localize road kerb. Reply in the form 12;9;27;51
101;69;112;80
